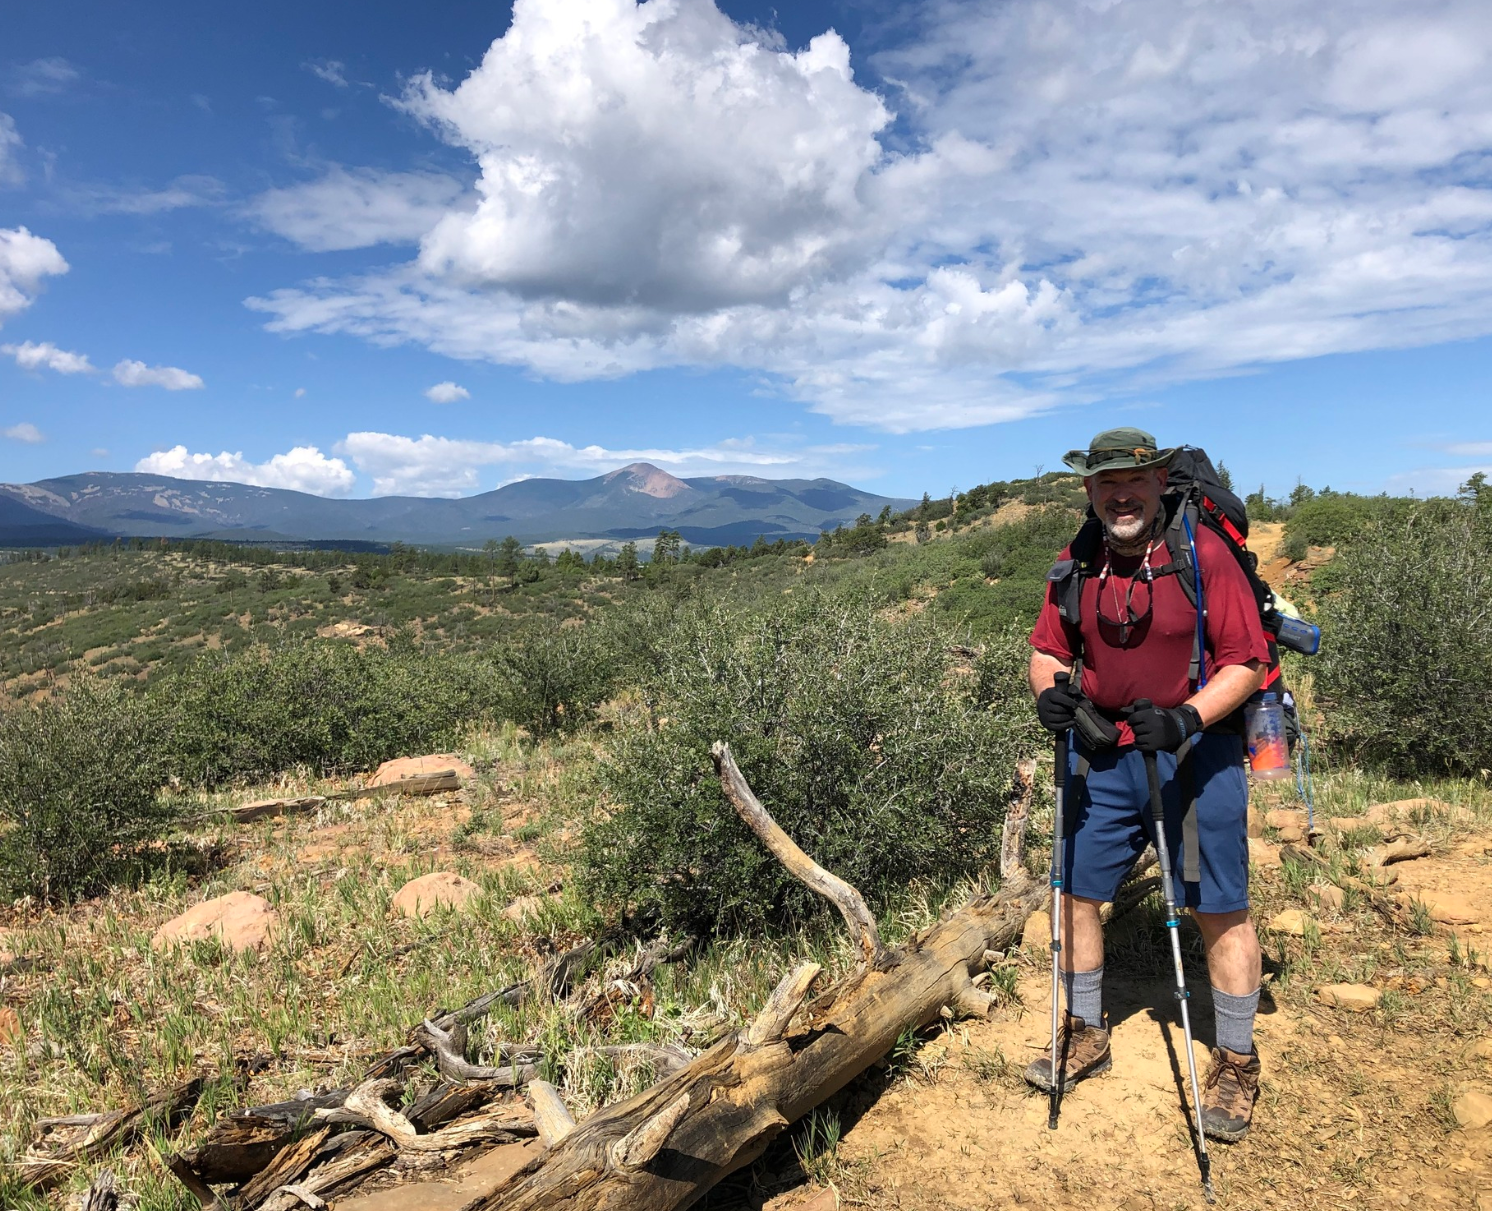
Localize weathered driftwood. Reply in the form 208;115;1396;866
81;1168;119;1211
711;741;889;968
314;1079;534;1152
254;1140;396;1211
178;1113;296;1183
20;1076;205;1189
527;1082;576;1149
414;1020;540;1087
226;796;327;824
236;1127;331;1209
470;744;1041;1210
363;771;462;797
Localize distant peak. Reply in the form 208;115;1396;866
604;462;693;499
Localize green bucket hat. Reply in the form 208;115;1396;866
1061;427;1176;475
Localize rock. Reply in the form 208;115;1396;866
1365;798;1475;829
1309;883;1344;911
1275;825;1305;843
1367;836;1432;867
1266;808;1307;830
1022;909;1051;952
794;1192;839;1211
0;1005;21;1046
392;872;482;919
1246;808;1265;839
1452;1087;1492;1131
1463;1037;1492;1062
1248;839;1282;868
1327;816;1385;836
1268;909;1310;936
1316;983;1380;1011
368;754;475;790
1408;893;1481;926
152;891;278;954
500;894;546;924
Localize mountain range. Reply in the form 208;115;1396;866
0;464;915;549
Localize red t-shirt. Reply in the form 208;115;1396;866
1029;525;1270;744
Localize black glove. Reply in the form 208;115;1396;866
1036;679;1083;733
1125;701;1203;753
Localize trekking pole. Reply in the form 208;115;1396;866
1048;671;1071;1131
1136;701;1216;1204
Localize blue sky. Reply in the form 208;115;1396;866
2;0;1491;502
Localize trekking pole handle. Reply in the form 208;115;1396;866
1054;670;1070;691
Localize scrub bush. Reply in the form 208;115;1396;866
579;594;1042;935
157;639;503;786
1316;499;1492;774
489;620;618;736
0;676;171;900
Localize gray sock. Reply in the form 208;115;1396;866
1212;986;1260;1055
1062;965;1104;1026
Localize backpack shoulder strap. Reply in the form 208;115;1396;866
1048;517;1103;630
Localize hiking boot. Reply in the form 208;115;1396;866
1023;1015;1112;1092
1200;1045;1261;1142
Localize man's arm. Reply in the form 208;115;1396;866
1185;659;1266;727
1028;649;1073;698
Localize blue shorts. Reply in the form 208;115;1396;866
1062;732;1251;914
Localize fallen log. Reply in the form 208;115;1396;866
225;796;327;824
20;1076;205;1189
472;740;1041;1210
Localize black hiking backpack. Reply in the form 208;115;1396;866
1047;446;1313;732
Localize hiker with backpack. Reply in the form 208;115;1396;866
1024;427;1271;1144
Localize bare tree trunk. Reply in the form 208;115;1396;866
474;743;1041;1211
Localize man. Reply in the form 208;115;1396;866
1024;427;1269;1143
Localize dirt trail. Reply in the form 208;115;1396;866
814;831;1492;1211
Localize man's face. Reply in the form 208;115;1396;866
1086;467;1167;544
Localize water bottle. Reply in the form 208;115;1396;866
1245;692;1291;780
1274;614;1321;656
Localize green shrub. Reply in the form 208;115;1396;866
489;620;617;735
0;676;171;900
579;595;1042;935
1316;500;1492;774
157;640;502;786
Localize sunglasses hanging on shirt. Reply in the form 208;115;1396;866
1095;537;1159;645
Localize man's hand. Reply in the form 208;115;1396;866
1125;702;1203;753
1037;679;1084;733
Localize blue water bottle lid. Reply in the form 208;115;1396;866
1261;692;1277;703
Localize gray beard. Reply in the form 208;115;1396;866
1104;515;1159;557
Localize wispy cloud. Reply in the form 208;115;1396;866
3;57;80;99
304;59;349;88
424;381;469;403
3;422;44;443
2;339;93;374
245;0;1492;434
113;359;204;390
73;174;226;216
135;444;355;495
246;166;467;251
0;113;23;187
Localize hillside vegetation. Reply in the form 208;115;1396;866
0;467;1490;1211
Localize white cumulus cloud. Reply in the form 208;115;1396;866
247;0;1492;433
134;444;356;496
247;167;467;252
2;340;94;374
0;226;68;326
3;422;43;443
424;380;469;403
113;359;205;390
339;429;874;496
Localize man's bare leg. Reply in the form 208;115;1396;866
1194;909;1261;997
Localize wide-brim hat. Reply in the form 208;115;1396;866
1062;427;1176;476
